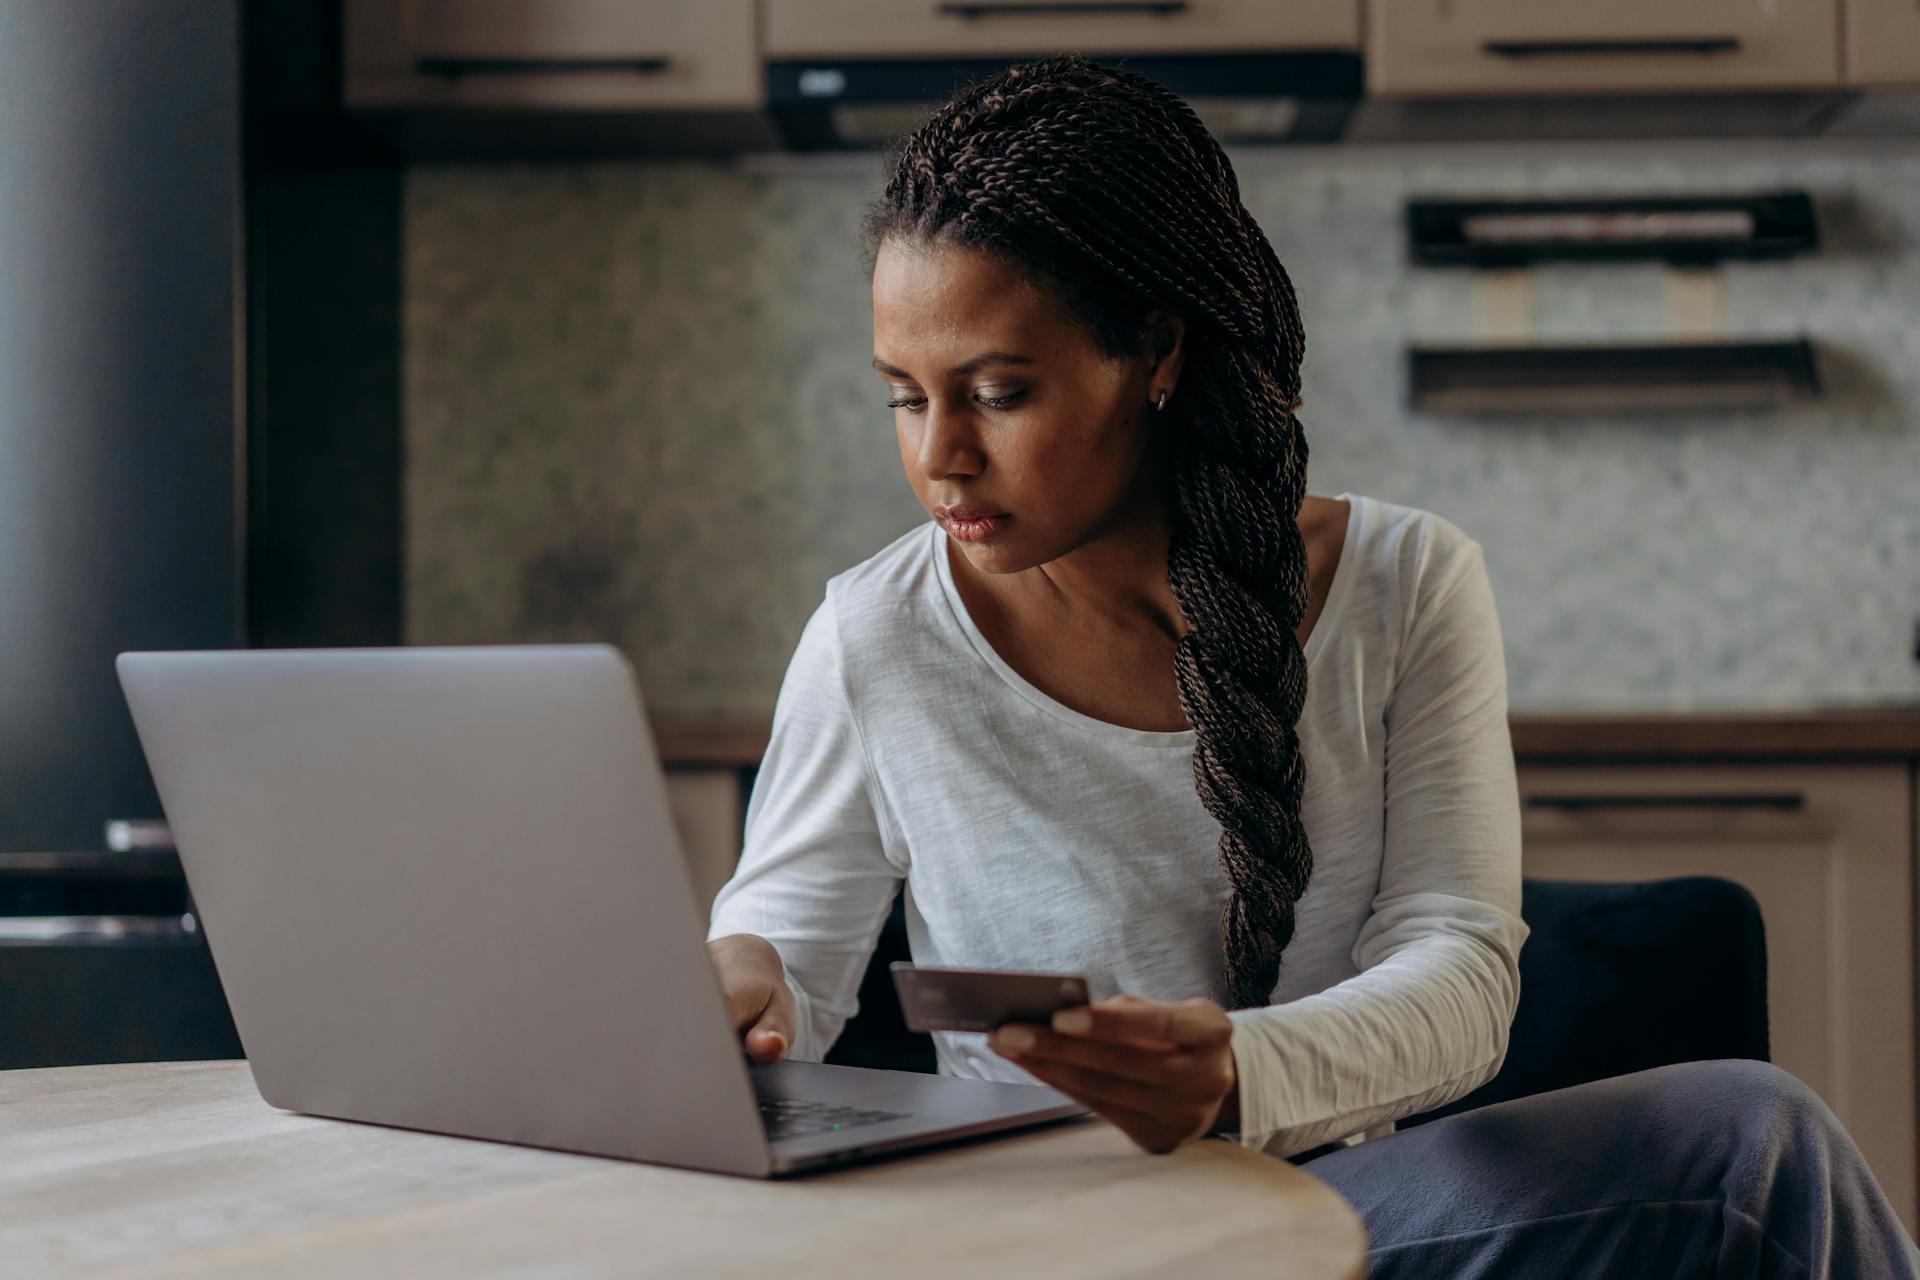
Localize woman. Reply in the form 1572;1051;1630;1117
706;55;1917;1275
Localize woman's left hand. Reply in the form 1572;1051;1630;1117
987;993;1238;1154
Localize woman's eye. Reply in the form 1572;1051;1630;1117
884;389;1025;411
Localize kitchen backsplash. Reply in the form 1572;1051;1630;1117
406;137;1920;717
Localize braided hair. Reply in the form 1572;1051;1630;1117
864;55;1314;1010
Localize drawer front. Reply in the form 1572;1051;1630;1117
1514;762;1916;1235
765;0;1359;59
344;0;759;110
1368;0;1841;95
664;769;746;915
1847;0;1920;84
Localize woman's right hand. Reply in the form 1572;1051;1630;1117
707;933;797;1064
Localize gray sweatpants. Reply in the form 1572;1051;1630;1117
1292;1059;1920;1278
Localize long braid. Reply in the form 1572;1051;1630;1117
867;55;1313;1010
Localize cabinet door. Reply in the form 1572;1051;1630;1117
1847;0;1920;84
765;0;1358;59
1368;0;1841;95
343;0;759;110
1517;763;1915;1235
664;769;745;916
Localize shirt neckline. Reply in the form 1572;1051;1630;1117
931;492;1366;748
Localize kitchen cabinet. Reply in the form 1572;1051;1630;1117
1846;0;1920;84
763;0;1358;60
343;0;759;111
1516;761;1917;1234
1367;0;1843;96
665;769;746;915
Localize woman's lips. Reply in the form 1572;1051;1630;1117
934;505;1010;543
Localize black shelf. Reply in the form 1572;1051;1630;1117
1408;191;1818;268
1408;340;1821;414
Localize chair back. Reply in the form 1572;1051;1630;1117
1400;874;1769;1128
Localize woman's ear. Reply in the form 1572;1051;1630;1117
1144;311;1187;402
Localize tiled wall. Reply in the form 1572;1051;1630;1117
406;137;1920;717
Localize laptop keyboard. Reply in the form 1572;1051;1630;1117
757;1094;908;1142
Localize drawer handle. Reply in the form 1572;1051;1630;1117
1525;792;1804;812
0;914;200;943
1483;37;1742;59
415;57;671;78
937;2;1191;17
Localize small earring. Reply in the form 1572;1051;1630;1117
1154;390;1169;412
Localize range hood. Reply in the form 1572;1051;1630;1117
766;51;1363;149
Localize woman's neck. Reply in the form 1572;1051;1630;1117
1020;502;1186;640
954;444;1187;642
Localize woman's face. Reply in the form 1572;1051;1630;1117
870;237;1180;577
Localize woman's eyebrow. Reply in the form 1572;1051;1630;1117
871;351;1036;379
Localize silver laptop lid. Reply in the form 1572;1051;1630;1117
118;645;770;1176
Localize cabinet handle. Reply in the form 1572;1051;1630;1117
415;57;671;79
0;914;200;943
1482;37;1742;59
936;2;1190;17
1525;792;1804;812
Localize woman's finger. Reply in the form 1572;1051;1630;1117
1054;995;1232;1051
743;1023;789;1063
738;988;794;1063
1015;1058;1178;1150
1011;1053;1207;1122
988;1025;1223;1097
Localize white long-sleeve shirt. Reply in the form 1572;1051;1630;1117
707;492;1529;1159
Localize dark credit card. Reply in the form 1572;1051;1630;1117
891;962;1090;1034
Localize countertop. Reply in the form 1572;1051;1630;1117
653;708;1920;768
19;712;1908;874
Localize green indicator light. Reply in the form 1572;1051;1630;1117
833;1124;842;1130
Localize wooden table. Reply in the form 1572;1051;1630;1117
1;1061;1368;1279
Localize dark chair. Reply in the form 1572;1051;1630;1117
1400;875;1770;1127
831;875;1773;1119
827;889;937;1073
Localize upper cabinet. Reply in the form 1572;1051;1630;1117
763;0;1359;60
343;0;759;110
1846;0;1920;85
335;1;1920;148
1367;0;1842;96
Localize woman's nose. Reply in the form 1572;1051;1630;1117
917;402;985;480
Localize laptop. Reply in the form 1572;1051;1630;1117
116;644;1085;1177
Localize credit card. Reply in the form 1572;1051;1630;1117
890;962;1090;1034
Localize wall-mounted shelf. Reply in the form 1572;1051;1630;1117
1408;339;1821;413
1408;191;1818;267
